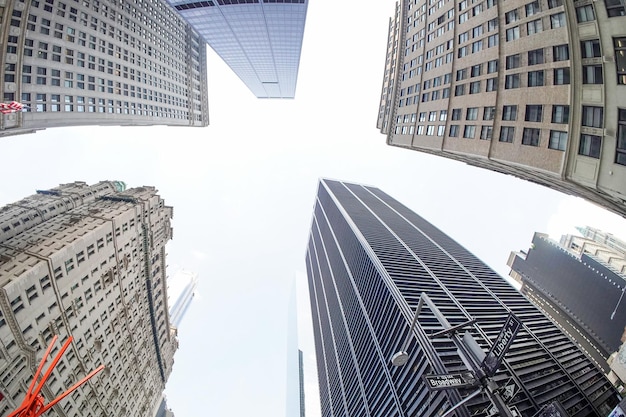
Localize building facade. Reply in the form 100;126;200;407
0;0;209;138
508;231;626;385
306;179;619;417
377;0;626;217
559;226;626;274
167;0;308;99
0;181;177;417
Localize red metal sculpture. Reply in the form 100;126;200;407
7;335;104;417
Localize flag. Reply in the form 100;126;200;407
0;101;25;114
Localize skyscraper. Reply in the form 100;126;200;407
508;231;626;384
306;179;619;417
0;181;177;417
167;0;308;98
0;0;208;138
377;0;626;217
167;270;198;329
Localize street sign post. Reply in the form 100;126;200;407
482;314;522;376
424;371;477;390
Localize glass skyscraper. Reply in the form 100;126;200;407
167;0;308;98
305;179;620;417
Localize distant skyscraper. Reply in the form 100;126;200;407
167;0;308;98
306;179;619;417
0;181;177;417
287;279;305;417
167;270;198;328
0;0;208;138
508;231;626;384
377;0;626;218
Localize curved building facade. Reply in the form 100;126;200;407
0;0;209;138
377;0;626;217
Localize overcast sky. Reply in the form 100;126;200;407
2;1;626;416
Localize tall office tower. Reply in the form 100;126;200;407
0;0;209;138
508;231;626;384
287;279;305;417
0;181;177;417
167;0;308;99
377;0;626;217
305;179;620;417
167;270;198;328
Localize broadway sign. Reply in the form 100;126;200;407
424;371;477;390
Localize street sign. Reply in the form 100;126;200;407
482;314;522;376
497;378;519;403
424;371;477;390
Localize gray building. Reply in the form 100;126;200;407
509;231;626;385
378;0;626;217
167;0;308;98
0;181;177;417
306;179;620;417
0;0;209;137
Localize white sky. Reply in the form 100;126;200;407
2;0;626;416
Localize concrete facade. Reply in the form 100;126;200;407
0;0;209;138
378;0;626;217
0;181;176;417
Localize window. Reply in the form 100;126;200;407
483;107;496;120
554;68;570;85
528;49;544;65
548;0;563;7
488;34;498;47
486;78;498;92
614;38;626;84
522;128;541;146
503;105;518;121
427;125;436;136
582;66;603;84
500;126;515;142
525;105;543;122
506;26;520;41
455;84;466;96
576;5;595;22
470;81;481;94
506;54;520;69
527;19;543;35
505;74;520;89
616;109;626;165
463;125;476;138
466;108;479;120
582;106;603;127
552;105;570;124
440;111;448;121
480;126;493;140
488;18;498;32
471;64;482;77
472;40;483;53
437;125;445;136
551;12;566;28
579;134;602;157
452;109;462;121
528;70;545;87
457;69;467;81
526;1;541;16
450;125;460;137
505;10;520;23
553;44;570;61
605;0;626;16
581;40;601;58
549;131;568;150
429;111;437;122
419;112;427;122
